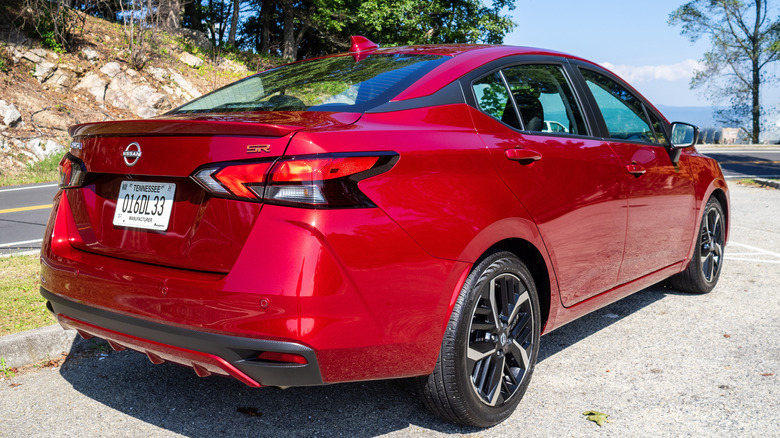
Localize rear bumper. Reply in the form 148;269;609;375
42;287;323;387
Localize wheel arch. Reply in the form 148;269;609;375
710;187;730;243
485;239;553;332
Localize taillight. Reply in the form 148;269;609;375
59;153;86;189
191;153;397;208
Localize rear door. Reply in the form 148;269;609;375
575;67;696;283
466;60;629;307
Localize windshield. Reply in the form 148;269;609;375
170;54;446;114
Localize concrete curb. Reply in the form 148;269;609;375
754;178;780;190
0;324;94;369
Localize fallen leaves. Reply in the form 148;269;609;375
583;410;612;426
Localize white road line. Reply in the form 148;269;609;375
0;183;58;193
725;257;780;264
729;242;780;258
725;175;780;179
0;250;40;258
0;239;43;248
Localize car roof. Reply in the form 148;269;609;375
374;44;597;101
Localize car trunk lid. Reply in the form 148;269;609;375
64;112;360;272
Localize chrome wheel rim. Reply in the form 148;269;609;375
700;206;724;283
467;273;534;406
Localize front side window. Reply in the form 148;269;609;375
580;69;657;143
646;110;669;145
471;64;588;136
171;54;446;114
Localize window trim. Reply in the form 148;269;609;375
572;63;673;147
461;56;597;140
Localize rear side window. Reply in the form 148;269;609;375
170;54;446;114
472;64;588;136
473;72;513;122
580;69;658;143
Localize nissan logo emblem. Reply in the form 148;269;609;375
123;142;142;167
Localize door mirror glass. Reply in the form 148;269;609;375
670;122;699;148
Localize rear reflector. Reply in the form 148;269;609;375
191;153;397;208
257;351;308;365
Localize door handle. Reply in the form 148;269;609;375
626;163;646;176
505;148;542;163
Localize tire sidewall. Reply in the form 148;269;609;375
450;251;541;426
692;199;725;291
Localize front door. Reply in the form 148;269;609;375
578;68;696;283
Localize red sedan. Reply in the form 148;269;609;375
44;37;728;427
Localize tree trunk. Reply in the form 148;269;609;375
280;0;295;60
184;0;203;31
227;0;240;46
158;0;182;29
261;0;271;55
752;59;760;144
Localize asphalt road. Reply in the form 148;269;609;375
1;182;778;437
698;147;780;179
0;182;58;257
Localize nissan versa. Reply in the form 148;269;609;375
42;37;729;427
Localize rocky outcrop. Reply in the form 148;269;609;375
74;73;108;102
81;48;100;61
180;52;203;68
218;57;249;74
0;27;255;173
105;71;171;118
0;101;22;127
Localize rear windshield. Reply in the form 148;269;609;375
169;54;446;114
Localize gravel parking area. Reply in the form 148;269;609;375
1;183;778;437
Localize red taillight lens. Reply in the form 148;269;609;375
270;157;378;182
59;154;86;189
214;162;272;198
191;153;397;208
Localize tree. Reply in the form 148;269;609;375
158;0;182;29
309;0;516;52
227;0;240;45
670;0;780;143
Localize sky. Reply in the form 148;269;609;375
503;0;779;108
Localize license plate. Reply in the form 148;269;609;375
113;181;176;231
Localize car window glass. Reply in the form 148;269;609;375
646;110;669;145
501;64;588;135
171;54;446;113
472;72;520;128
580;69;656;143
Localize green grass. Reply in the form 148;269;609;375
0;254;54;336
0;153;62;187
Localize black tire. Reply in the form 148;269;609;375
669;197;725;294
417;251;541;427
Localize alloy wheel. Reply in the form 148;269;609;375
700;206;724;282
467;273;535;406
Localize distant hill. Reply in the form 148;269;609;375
656;105;719;128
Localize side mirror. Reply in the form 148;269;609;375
670;122;699;149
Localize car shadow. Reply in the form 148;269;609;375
537;284;680;362
57;284;690;437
